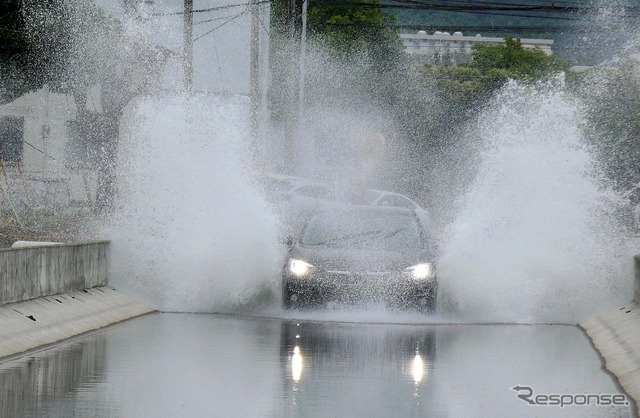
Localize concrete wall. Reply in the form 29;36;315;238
0;241;108;306
635;255;640;303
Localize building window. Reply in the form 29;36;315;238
0;116;24;163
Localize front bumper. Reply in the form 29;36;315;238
282;270;438;308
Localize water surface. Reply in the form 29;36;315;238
0;313;632;417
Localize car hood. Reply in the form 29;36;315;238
289;245;433;273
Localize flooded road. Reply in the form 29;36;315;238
0;313;633;417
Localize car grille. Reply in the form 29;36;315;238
317;271;402;302
323;271;395;285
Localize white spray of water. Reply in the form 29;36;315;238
438;80;634;324
106;82;635;323
108;94;283;312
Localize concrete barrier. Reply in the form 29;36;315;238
0;241;108;305
580;254;640;409
0;286;154;360
11;241;63;248
0;241;154;361
635;255;640;304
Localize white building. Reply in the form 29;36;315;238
401;31;554;64
0;87;98;216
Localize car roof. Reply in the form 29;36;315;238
369;189;415;200
314;203;416;216
265;174;324;186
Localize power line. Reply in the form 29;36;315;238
22;140;60;163
389;0;617;8
385;0;640;14
194;14;237;26
392;8;638;24
256;12;271;36
311;0;640;17
320;21;587;33
399;0;590;5
193;11;249;42
396;8;587;22
0;27;27;34
388;0;584;20
150;1;270;16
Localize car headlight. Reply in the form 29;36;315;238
405;263;436;280
288;259;314;277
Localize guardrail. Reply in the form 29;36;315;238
0;241;109;306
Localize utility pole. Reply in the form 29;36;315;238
183;0;194;93
284;0;304;173
265;0;304;173
250;0;260;150
298;0;307;134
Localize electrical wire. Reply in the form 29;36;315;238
151;1;270;16
319;21;591;33
413;25;577;33
22;140;60;163
193;10;249;42
384;0;640;14
195;14;237;26
256;13;271;36
311;0;640;18
394;9;587;22
0;27;27;33
388;0;622;8
396;0;589;5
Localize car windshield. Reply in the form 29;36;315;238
264;178;293;193
365;190;383;204
301;210;424;250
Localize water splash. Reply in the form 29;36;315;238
106;82;636;323
438;80;634;324
107;94;283;312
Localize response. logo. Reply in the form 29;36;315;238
511;385;630;408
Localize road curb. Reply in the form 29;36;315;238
580;302;640;415
0;286;154;360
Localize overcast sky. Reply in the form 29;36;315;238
96;0;271;95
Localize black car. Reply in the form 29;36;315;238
282;205;437;313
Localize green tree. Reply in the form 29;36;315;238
268;0;408;112
416;37;571;122
267;0;410;174
471;37;569;79
390;37;573;202
307;0;390;54
306;0;409;105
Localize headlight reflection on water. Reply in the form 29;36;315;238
292;346;303;382
412;353;425;384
